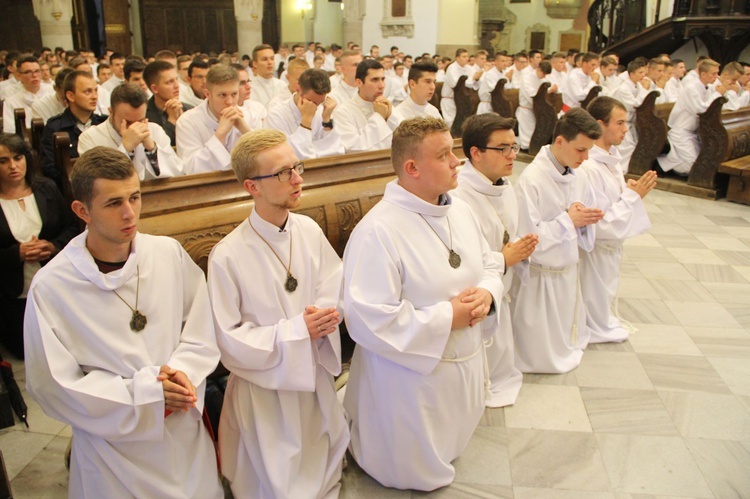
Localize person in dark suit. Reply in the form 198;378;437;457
40;70;107;188
0;134;79;358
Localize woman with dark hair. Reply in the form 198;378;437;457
0;133;79;358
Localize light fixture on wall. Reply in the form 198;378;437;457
51;0;63;20
296;0;313;18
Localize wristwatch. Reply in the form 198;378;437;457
322;119;334;130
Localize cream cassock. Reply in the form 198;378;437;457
343;180;503;491
78;119;185;179
208;210;348;499
387;95;442;128
441;62;480;126
332;93;393;152
477;67;506;115
562;68;597;110
452;161;527;407
263;95;344;159
250;76;288;108
579;145;651;343
510;146;596;373
516;71;552;150
610;78;651;170
657;76;722;174
24;232;223;498
176;100;262;174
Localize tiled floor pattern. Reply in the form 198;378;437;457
3;172;750;498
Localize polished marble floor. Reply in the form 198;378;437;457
3;172;750;498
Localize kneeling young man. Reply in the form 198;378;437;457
24;147;223;498
510;108;604;374
580;96;655;343
343;117;503;491
452;114;538;407
208;130;348;498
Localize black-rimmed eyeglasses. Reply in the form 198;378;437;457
249;162;304;182
482;144;520;157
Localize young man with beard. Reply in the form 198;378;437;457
452;114;538;407
579;96;655;343
208;130;348;498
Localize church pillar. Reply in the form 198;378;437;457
343;0;365;47
235;0;264;56
32;0;74;50
436;0;479;56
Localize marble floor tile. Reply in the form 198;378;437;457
665;300;742;328
731;264;750;281
508;429;610;491
626;249;679;265
705;215;750;227
575;351;653;390
659;390;750;441
8;435;68;498
651;234;707;249
580;387;678;436
683;263;750;283
648;222;692;236
585;341;636;353
707;356;750;396
686;327;750;358
513;487;616;499
617;298;680;325
478;407;506;428
648;279;715;303
618;259;644;279
666;247;727;265
452;427;511;486
596;434;712;497
412;483;513;498
686;439;750;499
714;249;750;265
504;385;591;432
638;353;732;394
57;426;72;438
616;278;660;299
702;281;750;305
623;233;662;248
0;430;55;481
721;302;750;330
677;222;730;235
339;459;410;499
626;324;703;356
695;235;750;251
632;262;693;281
6;391;67;437
520;371;578;387
720;226;750;240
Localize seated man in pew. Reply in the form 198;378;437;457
332;59;393;152
611;59;653;169
547;52;568;94
719;62;749;111
99;53;125;93
388;61;442;127
177;64;262;174
503;52;529;90
3;54;54;133
516;60;556;151
79;83;183;180
123;58;150;97
644;58;668;104
657;59;727;177
41;70;107;185
249;44;288;109
478;51;511;115
264;68;343;159
143;60;192;147
235;64;268;126
32;66;72;124
329;50;362;106
266;58;310;110
562;52;600;112
595;56;621;95
180;59;209;108
440;48;483;128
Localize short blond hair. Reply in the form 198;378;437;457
231;129;287;182
697;58;720;75
206;64;238;88
391;117;449;175
287;57;311;79
722;61;743;77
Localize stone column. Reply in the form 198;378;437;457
343;0;365;47
234;0;264;56
33;0;74;50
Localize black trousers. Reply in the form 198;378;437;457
0;297;27;359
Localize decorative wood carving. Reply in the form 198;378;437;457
529;81;557;155
451;75;480;138
629;91;668;175
580;85;603;110
690;96;730;190
335;200;363;257
183;229;237;275
490;79;519;120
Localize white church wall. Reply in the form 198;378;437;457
670;37;709;68
503;2;575;54
313;1;344;46
361;0;439;56
280;0;306;45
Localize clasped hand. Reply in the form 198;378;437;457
567;202;604;227
19;235;55;262
304;305;340;339
451;287;493;329
158;365;197;413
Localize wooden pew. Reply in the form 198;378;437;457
139;142;468;272
490;79;519;119
529;82;558;155
53;132;75;201
13;109;27;141
580;86;603;109
450;75;479;137
429;81;443;113
628;91;670;175
31;118;44;153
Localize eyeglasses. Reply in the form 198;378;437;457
20;69;41;76
250;162;304;182
482;144;520;157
